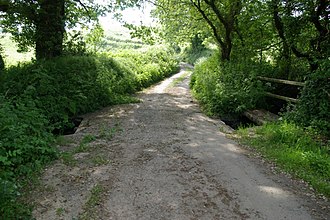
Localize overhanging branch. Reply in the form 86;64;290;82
190;0;225;48
72;0;92;20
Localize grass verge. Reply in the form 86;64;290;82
236;121;330;197
170;72;190;87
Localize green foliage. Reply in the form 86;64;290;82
111;47;179;89
237;121;330;196
1;0;106;53
0;94;56;173
183;35;213;65
286;60;330;137
85;23;106;53
0;176;32;219
190;53;266;117
124;23;159;45
0;94;57;219
0;55;136;131
63;31;88;56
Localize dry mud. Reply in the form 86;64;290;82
30;64;329;220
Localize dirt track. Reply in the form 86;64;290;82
31;64;329;219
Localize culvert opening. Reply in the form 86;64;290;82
53;117;83;135
222;115;257;130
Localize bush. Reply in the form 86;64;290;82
0;93;57;219
190;53;266;117
0;94;56;173
286;60;330;137
110;47;179;89
0;56;137;130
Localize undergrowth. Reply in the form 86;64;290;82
285;60;330;137
237;121;330;197
182;34;213;65
190;52;266;118
109;46;179;89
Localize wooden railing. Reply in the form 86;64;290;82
243;77;305;125
257;76;305;103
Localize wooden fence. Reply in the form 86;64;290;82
257;76;305;103
243;76;305;125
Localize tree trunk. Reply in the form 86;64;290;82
220;44;231;61
0;53;4;70
35;0;65;60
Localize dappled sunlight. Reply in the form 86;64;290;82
185;139;242;159
148;66;192;95
258;186;289;199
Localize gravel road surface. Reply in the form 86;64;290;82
31;64;329;220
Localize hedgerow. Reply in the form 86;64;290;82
0;92;57;218
285;60;330;137
110;47;179;89
190;53;266;117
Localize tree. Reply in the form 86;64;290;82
152;0;207;44
153;0;242;61
35;0;65;60
191;0;242;61
1;0;65;59
271;0;329;71
85;23;105;52
0;0;106;60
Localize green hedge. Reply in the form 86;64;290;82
286;60;330;137
190;53;266;117
0;93;57;218
0;56;137;130
110;47;179;89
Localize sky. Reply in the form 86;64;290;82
98;3;156;33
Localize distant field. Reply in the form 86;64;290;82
1;34;34;67
1;24;147;67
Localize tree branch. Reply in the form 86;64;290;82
311;0;328;36
310;0;329;52
204;0;226;25
271;0;317;70
190;0;225;48
72;0;92;20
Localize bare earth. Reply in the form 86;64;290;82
30;64;329;220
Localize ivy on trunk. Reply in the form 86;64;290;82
35;0;65;60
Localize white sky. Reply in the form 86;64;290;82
98;3;156;33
